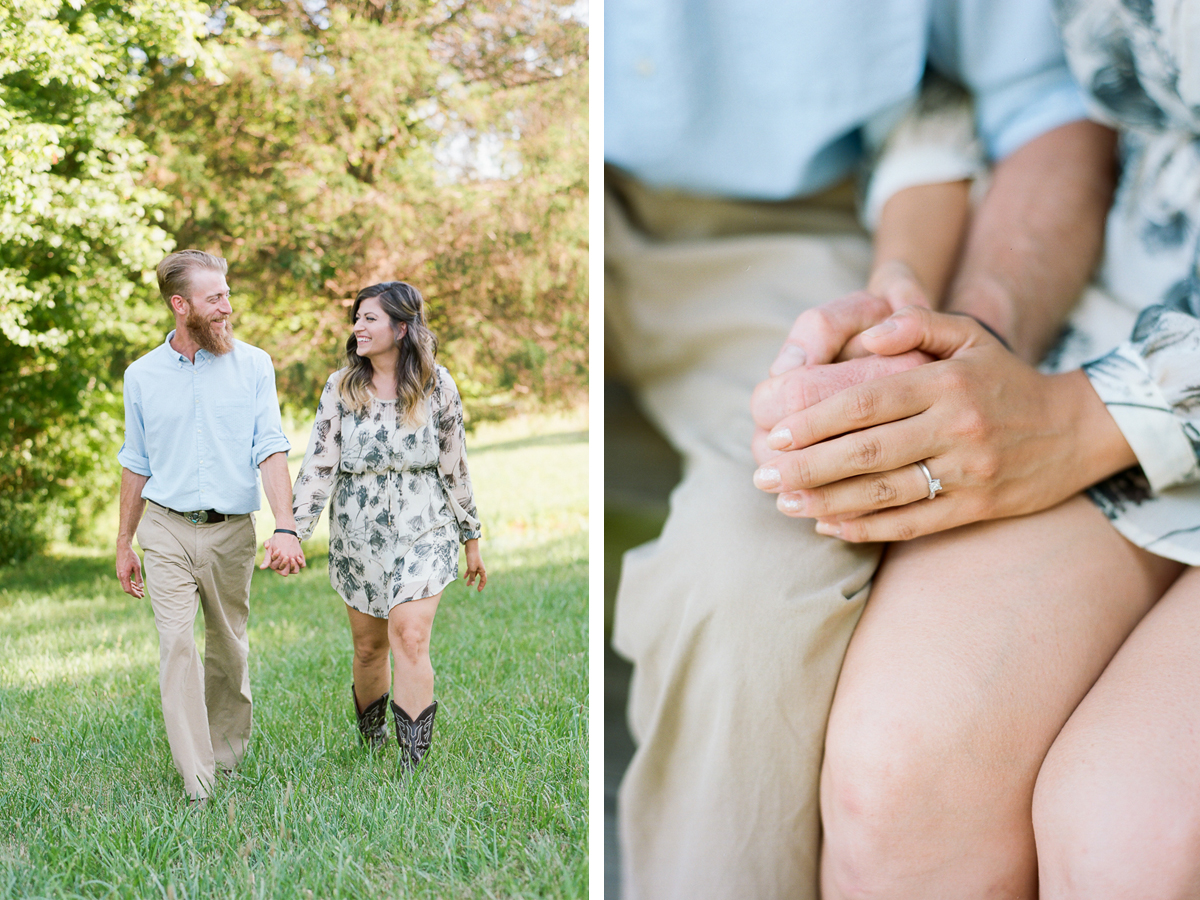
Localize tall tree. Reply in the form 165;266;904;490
0;0;215;561
135;0;588;417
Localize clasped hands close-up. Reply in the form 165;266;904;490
747;293;1134;545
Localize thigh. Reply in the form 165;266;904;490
606;186;879;900
821;495;1182;895
1034;564;1200;898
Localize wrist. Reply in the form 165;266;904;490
273;528;299;538
947;276;1017;349
1057;370;1137;488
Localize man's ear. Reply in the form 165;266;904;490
170;294;189;317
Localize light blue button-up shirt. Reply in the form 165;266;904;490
605;0;1089;200
118;332;291;514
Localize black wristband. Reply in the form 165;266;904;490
950;312;1012;351
273;528;299;538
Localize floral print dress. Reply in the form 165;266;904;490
1046;0;1200;564
292;365;482;617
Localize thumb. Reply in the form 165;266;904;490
859;306;992;360
259;544;273;570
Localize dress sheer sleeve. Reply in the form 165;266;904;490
292;372;344;541
1083;306;1200;494
435;367;482;542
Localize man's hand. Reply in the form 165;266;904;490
767;260;934;375
751;307;1136;542
116;468;149;598
116;543;145;598
260;532;306;575
755;263;938;464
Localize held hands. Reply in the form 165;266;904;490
751;306;1133;542
116;544;145;598
768;261;933;373
259;531;306;576
464;539;487;591
754;265;936;466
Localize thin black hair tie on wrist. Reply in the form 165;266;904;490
274;528;299;538
949;312;1012;351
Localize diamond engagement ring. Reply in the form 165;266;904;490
916;460;943;500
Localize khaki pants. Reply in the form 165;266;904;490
607;172;883;900
137;503;256;799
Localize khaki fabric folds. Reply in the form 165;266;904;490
138;503;256;799
607;172;883;900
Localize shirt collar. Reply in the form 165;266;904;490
163;329;218;367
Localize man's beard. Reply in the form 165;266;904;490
185;303;234;356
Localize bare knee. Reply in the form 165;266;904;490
822;707;1035;899
1034;761;1200;900
821;714;944;897
353;634;389;669
388;619;429;665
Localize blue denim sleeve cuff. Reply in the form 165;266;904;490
977;72;1090;161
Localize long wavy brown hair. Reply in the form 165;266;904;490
338;281;438;425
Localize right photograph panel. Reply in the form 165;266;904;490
604;0;1200;897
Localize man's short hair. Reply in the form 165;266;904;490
156;250;228;309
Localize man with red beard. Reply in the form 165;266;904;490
115;249;305;805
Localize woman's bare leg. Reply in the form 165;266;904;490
346;605;390;709
819;495;1183;900
1034;564;1200;900
388;592;442;716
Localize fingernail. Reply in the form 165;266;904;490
753;466;780;489
778;494;806;515
769;344;806;375
766;426;792;450
815;521;842;538
863;319;897;338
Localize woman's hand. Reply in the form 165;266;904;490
752;306;1137;542
464;539;487;591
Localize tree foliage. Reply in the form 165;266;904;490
0;0;215;561
135;0;588;417
0;0;587;564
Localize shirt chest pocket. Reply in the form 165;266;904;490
211;400;254;458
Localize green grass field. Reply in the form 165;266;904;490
0;409;588;899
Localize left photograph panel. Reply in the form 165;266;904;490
0;1;588;897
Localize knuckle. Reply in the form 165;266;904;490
892;519;919;542
787;453;818;488
846;387;880;425
850;434;884;470
867;474;899;506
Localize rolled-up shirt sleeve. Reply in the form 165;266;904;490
1083;307;1200;493
251;353;291;466
931;0;1091;163
117;375;152;476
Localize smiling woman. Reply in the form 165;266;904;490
279;281;487;769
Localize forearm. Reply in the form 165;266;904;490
946;120;1117;363
259;452;298;531
117;468;149;549
871;180;971;308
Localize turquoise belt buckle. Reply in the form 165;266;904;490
186;510;208;524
